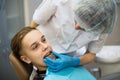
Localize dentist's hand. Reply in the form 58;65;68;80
44;52;80;72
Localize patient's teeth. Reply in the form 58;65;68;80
47;53;56;60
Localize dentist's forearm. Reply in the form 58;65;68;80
79;51;96;65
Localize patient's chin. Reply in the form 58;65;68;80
38;53;56;71
42;53;56;66
40;60;47;67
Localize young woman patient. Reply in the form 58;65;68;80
10;27;96;80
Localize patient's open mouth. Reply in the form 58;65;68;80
45;51;56;59
44;51;52;58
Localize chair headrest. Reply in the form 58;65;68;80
9;53;33;80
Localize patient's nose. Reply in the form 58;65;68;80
40;42;48;51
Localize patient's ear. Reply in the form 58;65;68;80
20;56;31;64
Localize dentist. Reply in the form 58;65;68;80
31;0;117;72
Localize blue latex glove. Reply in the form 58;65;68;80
44;52;80;72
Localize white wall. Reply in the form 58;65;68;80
24;0;42;26
105;3;120;45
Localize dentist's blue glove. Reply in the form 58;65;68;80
44;52;80;72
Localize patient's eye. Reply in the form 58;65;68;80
32;43;39;50
41;37;46;43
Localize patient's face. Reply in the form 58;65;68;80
21;30;52;68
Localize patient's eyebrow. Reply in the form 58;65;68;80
30;35;45;48
41;35;45;39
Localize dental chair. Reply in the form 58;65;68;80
9;53;120;80
9;52;33;80
98;72;120;80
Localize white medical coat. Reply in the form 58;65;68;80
33;0;108;55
